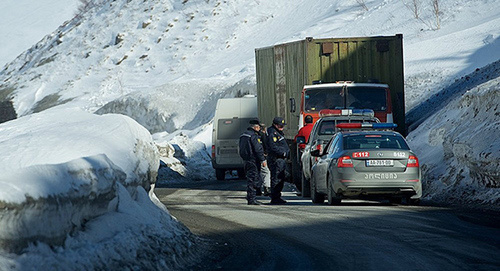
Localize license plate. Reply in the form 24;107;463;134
366;160;394;167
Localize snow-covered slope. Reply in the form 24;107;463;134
408;62;500;206
0;0;79;69
1;0;499;127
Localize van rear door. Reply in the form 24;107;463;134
215;118;252;165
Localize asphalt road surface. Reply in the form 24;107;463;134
156;178;500;271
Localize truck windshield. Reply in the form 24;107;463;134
304;87;343;112
304;86;388;112
346;87;387;111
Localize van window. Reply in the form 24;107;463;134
217;118;252;140
346;87;387;111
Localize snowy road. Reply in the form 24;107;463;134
156;179;500;270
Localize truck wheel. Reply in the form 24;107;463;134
216;169;225;181
237;169;246;180
310;178;324;204
327;175;341;205
301;173;311;198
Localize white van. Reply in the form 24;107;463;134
211;95;257;180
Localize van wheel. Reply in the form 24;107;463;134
237;169;246;179
216;169;225;180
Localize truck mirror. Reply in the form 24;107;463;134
296;136;306;144
290;98;296;113
310;149;321;157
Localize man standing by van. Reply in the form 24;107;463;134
239;119;267;205
258;123;271;196
267;117;290;204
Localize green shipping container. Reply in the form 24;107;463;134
255;35;405;137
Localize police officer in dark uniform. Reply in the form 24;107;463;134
239;119;267;205
266;117;290;204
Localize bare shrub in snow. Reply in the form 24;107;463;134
76;0;107;17
432;0;441;29
356;0;369;11
402;0;421;19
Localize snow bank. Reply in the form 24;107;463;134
154;123;215;184
407;70;500;206
94;79;229;133
0;108;162;253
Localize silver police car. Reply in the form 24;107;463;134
300;109;379;198
310;123;422;205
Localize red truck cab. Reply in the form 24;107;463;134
298;82;393;129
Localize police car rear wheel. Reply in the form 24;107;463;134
327;175;341;205
311;178;324;204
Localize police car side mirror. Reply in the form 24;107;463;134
296;136;306;144
311;149;321;157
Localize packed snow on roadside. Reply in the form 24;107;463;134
0;108;203;270
407;63;500;207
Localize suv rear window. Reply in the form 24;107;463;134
318;119;378;135
343;134;409;150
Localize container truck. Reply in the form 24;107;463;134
255;35;405;190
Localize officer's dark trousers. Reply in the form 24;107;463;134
269;157;286;201
244;160;262;203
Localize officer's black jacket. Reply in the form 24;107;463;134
258;130;268;155
239;128;266;162
266;125;290;159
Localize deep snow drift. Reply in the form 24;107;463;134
0;108;203;269
408;61;500;206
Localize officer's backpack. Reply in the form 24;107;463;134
238;133;252;161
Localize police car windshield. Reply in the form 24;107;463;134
343;134;409;150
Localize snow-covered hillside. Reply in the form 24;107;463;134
0;0;499;268
1;0;499;126
0;0;79;69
